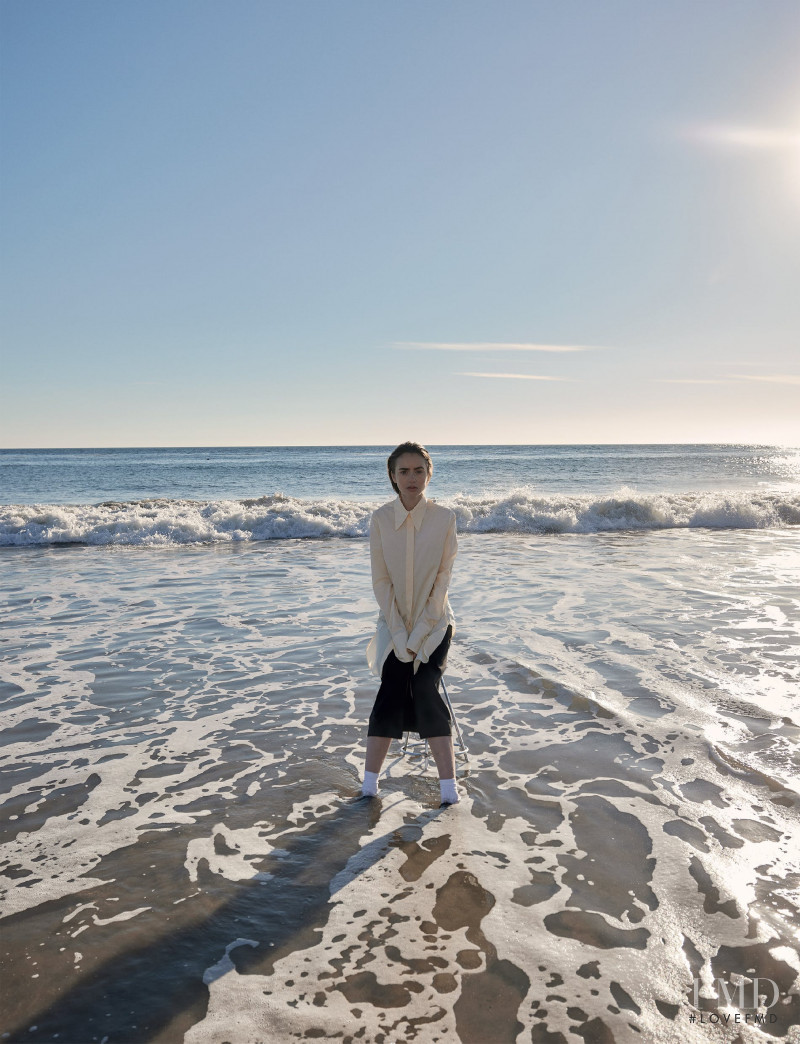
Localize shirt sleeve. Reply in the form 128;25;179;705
370;513;410;658
406;513;458;654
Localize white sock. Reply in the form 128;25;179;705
439;778;459;804
361;770;379;797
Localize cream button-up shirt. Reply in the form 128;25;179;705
366;494;457;677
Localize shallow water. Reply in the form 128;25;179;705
1;529;798;1042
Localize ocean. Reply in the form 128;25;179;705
1;445;799;1043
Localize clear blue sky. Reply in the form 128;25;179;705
2;0;799;447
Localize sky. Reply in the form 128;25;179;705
1;0;799;447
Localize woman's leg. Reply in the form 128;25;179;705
365;735;392;774
361;735;392;796
428;736;456;780
363;652;409;795
411;628;459;803
428;735;460;804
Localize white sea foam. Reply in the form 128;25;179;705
2;529;798;1040
1;488;798;546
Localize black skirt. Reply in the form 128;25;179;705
367;625;453;740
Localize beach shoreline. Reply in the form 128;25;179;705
1;530;798;1041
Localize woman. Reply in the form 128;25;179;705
362;441;460;805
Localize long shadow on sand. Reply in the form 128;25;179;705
4;795;443;1044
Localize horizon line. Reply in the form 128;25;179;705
1;441;796;451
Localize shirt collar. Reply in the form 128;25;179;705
394;494;428;530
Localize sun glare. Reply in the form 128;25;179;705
684;123;800;151
678;120;800;207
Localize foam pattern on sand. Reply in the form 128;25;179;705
1;532;799;1042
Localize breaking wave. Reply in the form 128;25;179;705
2;487;799;547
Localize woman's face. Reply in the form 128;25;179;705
392;453;431;503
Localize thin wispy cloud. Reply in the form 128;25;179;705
655;375;800;386
457;372;568;381
677;122;800;151
393;341;596;352
730;374;800;385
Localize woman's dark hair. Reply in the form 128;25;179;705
387;442;433;494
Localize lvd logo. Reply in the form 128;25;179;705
691;977;780;1025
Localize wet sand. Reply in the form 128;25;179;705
1;532;799;1043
